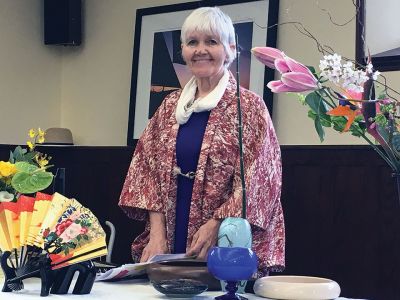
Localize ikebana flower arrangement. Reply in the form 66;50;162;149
0;128;53;202
252;46;400;174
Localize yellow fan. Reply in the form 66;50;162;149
0;192;107;273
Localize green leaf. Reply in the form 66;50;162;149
305;92;330;141
15;162;38;173
305;92;328;115
314;116;325;142
319;113;332;127
11;146;28;162
349;116;366;137
307;65;317;76
308;110;317;121
29;172;54;190
11;173;37;194
331;116;347;132
23;152;37;163
9;150;15;163
11;171;53;194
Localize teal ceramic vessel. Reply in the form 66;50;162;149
218;217;252;248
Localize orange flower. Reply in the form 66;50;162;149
327;105;357;132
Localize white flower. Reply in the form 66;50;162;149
319;53;371;93
372;71;380;80
0;191;15;202
366;63;373;73
332;53;342;64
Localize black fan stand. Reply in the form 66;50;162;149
1;251;96;296
1;251;23;292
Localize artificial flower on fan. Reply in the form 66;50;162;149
252;47;400;174
0;128;53;202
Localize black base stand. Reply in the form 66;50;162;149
50;260;96;295
1;251;23;292
0;251;96;296
215;281;248;300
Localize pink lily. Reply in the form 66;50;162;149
251;47;285;69
274;56;313;74
267;57;319;93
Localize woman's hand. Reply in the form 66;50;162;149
187;219;221;260
140;235;168;262
140;211;169;262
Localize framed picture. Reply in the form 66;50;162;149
127;0;279;145
356;0;400;72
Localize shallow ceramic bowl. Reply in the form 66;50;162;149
253;275;341;300
147;259;220;291
151;279;208;298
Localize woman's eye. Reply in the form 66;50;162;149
207;39;218;45
187;40;197;46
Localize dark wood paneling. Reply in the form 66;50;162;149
277;146;400;300
1;144;399;299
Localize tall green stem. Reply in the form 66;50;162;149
235;35;246;219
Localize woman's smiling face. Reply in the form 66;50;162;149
181;31;228;80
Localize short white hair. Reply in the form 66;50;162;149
181;7;236;67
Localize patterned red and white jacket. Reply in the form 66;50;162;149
119;74;285;275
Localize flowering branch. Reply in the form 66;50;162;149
252;46;400;174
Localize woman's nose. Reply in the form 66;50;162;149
195;45;207;54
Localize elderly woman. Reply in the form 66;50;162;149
119;6;284;276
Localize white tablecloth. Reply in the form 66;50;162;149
0;277;367;300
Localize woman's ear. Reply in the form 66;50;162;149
230;44;236;53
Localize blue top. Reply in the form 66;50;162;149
173;110;211;253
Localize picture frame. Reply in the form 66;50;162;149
127;0;279;145
356;0;400;72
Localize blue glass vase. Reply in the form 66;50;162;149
218;217;252;293
207;246;258;300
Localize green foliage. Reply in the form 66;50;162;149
15;161;38;173
11;170;53;194
305;92;331;142
9;146;36;164
296;93;306;105
349;116;366;137
375;114;388;127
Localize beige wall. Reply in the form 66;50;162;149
0;0;61;145
1;0;399;145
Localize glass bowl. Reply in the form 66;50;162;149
147;258;220;291
151;278;208;298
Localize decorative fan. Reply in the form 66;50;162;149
0;192;108;295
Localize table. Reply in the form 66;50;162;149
0;277;368;300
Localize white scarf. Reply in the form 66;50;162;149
175;70;229;125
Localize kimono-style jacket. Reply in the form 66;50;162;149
119;74;285;275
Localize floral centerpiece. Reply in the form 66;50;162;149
252;47;400;175
0;128;53;202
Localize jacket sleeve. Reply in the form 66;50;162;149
118;93;175;221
